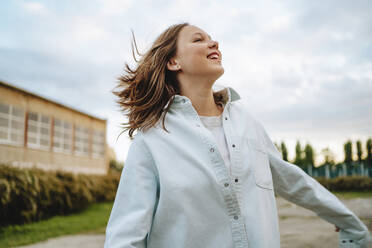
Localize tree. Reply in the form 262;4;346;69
293;140;305;169
356;140;363;164
343;140;353;165
321;147;336;166
280;141;288;162
367;138;372;168
304;143;315;167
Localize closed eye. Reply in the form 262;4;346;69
194;38;202;42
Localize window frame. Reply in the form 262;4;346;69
92;129;105;158
0;102;25;146
53;118;72;154
26;111;51;150
74;125;90;156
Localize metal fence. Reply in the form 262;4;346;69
302;163;372;178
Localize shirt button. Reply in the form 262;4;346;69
224;183;229;187
210;148;214;152
234;215;238;220
232;144;235;148
235;178;238;183
225;117;228;120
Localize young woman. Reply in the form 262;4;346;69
104;23;371;248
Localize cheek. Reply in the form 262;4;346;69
182;47;207;65
194;47;207;59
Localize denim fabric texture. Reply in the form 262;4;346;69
104;86;372;248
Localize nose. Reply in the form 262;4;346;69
208;40;219;49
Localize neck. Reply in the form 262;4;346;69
178;77;223;116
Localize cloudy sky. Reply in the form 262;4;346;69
1;0;371;165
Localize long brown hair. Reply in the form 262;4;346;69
114;22;225;140
113;23;189;140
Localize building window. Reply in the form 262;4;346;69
27;112;51;150
74;125;90;156
92;130;105;158
53;119;72;153
0;103;25;145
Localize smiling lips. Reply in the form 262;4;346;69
207;51;221;61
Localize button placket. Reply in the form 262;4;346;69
193;101;249;247
222;106;247;227
222;113;237;179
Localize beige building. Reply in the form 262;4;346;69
0;80;108;175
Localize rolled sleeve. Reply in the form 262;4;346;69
255;120;372;248
104;135;159;248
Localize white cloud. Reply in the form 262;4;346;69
99;0;133;15
262;15;293;33
71;17;107;43
21;1;47;14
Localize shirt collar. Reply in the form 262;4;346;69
168;86;240;109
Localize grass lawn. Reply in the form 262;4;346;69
331;191;372;199
0;201;114;248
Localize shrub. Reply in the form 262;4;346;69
0;164;120;227
315;176;372;191
109;159;124;174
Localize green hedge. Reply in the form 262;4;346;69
0;164;120;227
1;164;370;227
315;176;372;191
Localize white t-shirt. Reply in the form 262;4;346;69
199;113;232;177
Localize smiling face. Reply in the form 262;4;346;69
167;25;224;81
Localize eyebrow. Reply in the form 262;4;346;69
193;32;212;40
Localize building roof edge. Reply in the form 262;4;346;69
0;80;106;122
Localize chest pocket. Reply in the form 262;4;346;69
247;138;274;190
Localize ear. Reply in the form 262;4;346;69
167;58;181;72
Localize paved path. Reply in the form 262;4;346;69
17;234;105;248
276;197;372;248
18;197;372;248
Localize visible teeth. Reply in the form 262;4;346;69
208;54;219;59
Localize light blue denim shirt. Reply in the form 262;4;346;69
104;86;371;248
